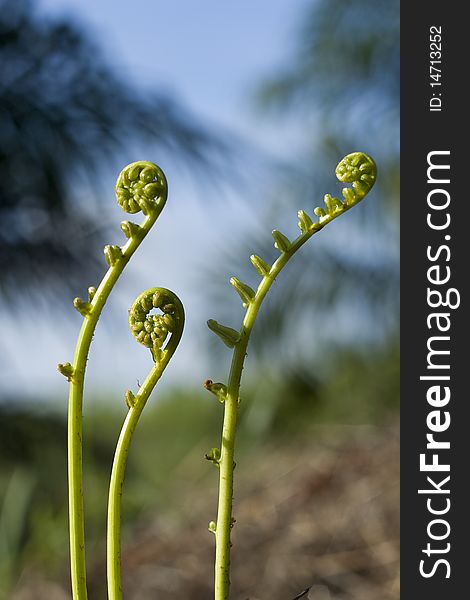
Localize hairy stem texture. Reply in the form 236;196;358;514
211;152;377;599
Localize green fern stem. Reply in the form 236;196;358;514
211;152;377;599
107;289;184;600
60;162;168;600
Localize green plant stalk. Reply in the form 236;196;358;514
61;161;168;600
106;359;166;600
67;215;159;600
212;152;377;599
107;289;184;600
214;224;320;597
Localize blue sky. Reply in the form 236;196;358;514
1;0;309;402
37;0;304;134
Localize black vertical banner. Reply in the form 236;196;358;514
401;3;468;599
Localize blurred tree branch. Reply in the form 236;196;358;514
0;0;226;297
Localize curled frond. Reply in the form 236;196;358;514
312;152;376;219
335;152;377;206
128;287;184;362
115;161;168;215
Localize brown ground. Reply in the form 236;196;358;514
12;423;399;600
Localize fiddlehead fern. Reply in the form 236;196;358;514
57;161;167;600
115;161;167;215
107;288;184;600
335;151;376;204
206;152;377;600
128;288;180;361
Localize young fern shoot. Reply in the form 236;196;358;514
206;152;377;600
57;161;168;600
107;288;184;600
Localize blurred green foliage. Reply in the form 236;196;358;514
1;357;398;595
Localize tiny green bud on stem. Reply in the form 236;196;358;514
58;362;74;381
205;447;221;465
208;521;217;534
297;210;313;233
104;245;123;267
125;390;136;409
342;186;356;205
272;229;291;252
204;380;228;403
250;254;271;277
207;319;240;348
230;277;255;307
323;193;343;215
73;297;92;317
120;220;141;239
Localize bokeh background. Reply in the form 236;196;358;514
0;1;399;598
